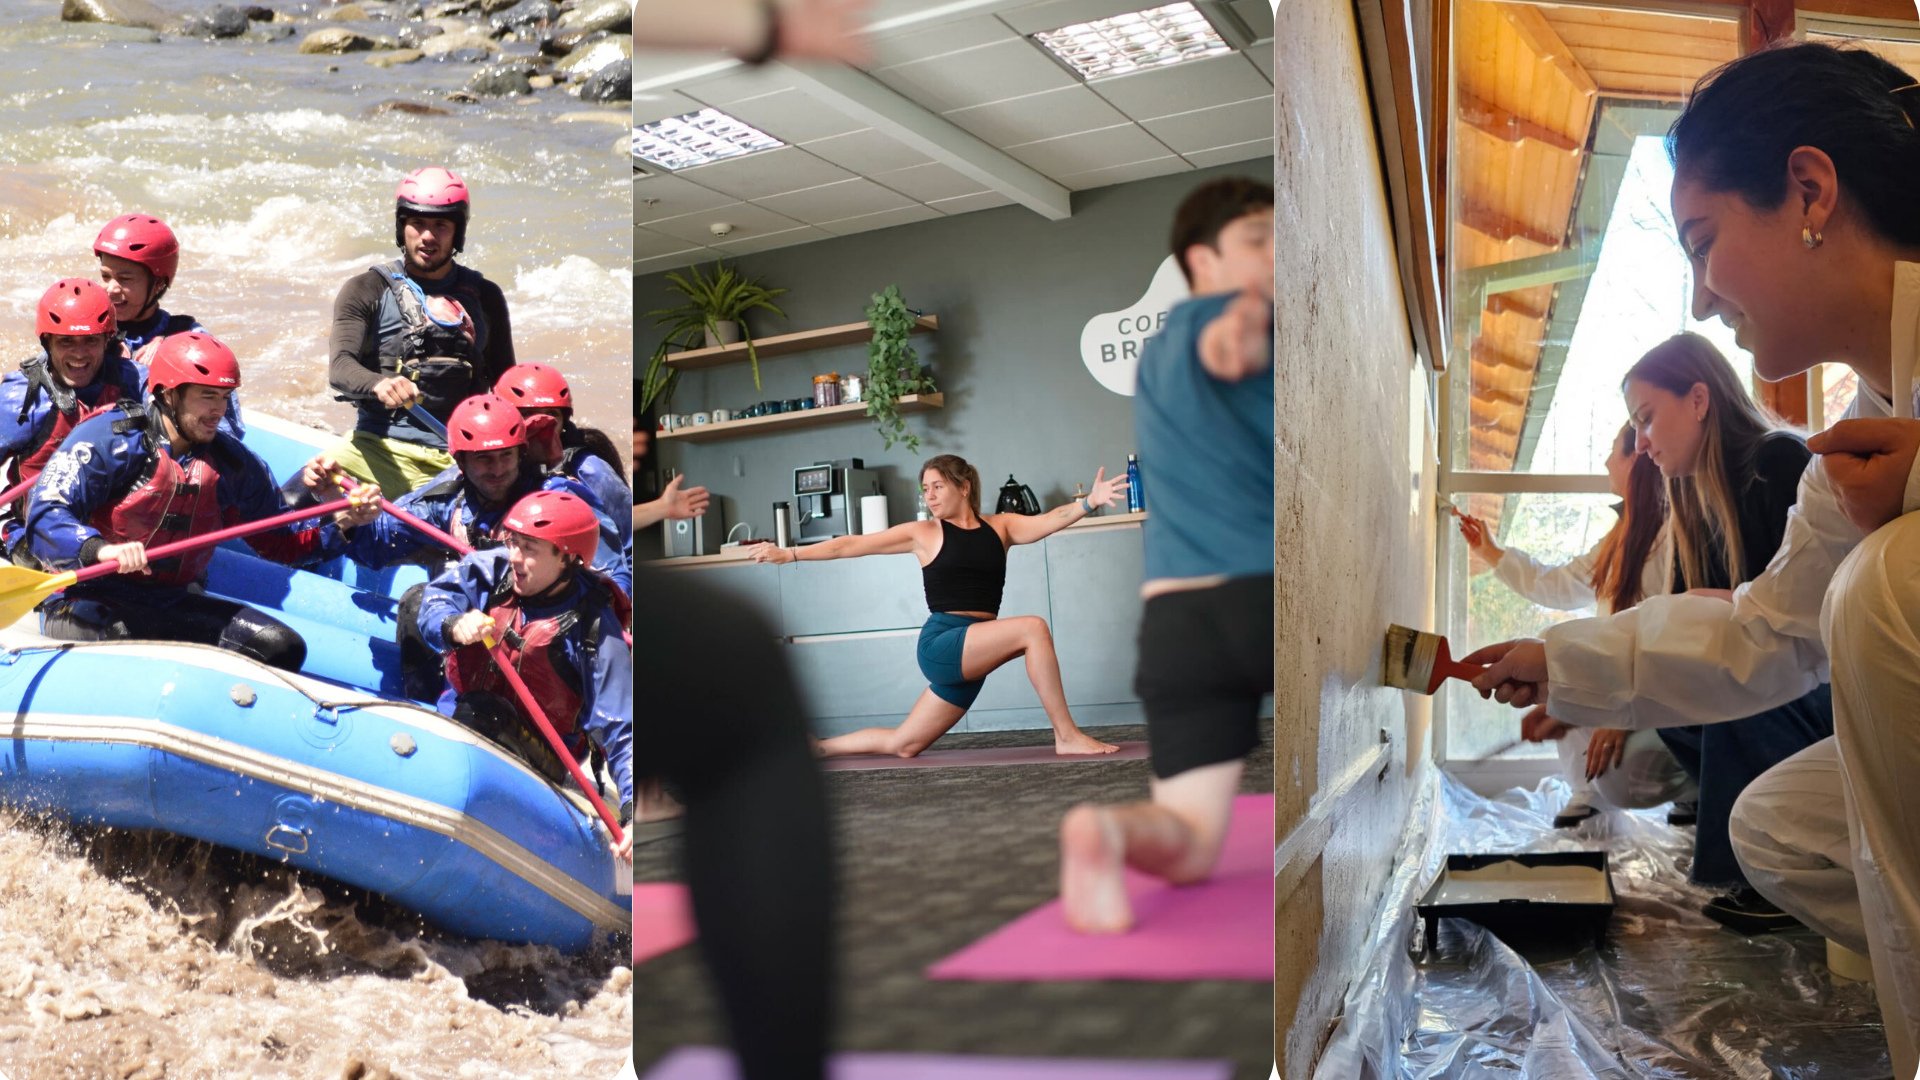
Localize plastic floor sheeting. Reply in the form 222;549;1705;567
1315;769;1891;1080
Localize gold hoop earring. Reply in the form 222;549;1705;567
1803;222;1824;249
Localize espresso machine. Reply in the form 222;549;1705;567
793;458;881;544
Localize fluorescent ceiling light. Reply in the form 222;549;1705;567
1033;2;1233;81
631;108;785;171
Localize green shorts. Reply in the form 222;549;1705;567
325;431;455;498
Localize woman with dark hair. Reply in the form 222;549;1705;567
1463;42;1920;1072
1457;422;1691;829
750;453;1125;758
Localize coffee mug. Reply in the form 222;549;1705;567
660;414;679;431
691;412;709;426
710;409;730;423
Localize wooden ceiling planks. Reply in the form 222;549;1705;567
1540;7;1739;97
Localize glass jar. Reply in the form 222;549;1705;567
813;373;841;408
839;372;863;404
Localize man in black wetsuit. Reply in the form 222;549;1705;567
326;166;516;498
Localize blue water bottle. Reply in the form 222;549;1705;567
1126;453;1143;513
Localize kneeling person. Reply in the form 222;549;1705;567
25;334;377;670
417;491;633;842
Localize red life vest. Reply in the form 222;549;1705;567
84;404;225;587
444;567;632;757
9;356;127;495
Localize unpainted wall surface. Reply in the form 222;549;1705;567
1273;2;1437;1076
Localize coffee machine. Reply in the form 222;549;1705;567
794;458;880;544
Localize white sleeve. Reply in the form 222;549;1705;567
1489;542;1600;611
1543;456;1858;730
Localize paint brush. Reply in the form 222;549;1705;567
1382;624;1489;695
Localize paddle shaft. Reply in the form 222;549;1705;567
406;403;449;439
74;496;356;587
0;475;30;512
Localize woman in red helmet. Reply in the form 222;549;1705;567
418;489;633;856
23;333;379;669
0;280;147;560
493;363;631;563
326;166;517;497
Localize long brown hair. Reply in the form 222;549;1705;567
1623;333;1787;589
921;454;980;517
1589;423;1669;612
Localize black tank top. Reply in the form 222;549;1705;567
922;518;1007;614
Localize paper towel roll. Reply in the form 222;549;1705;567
860;494;890;534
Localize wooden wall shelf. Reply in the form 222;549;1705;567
657;393;944;443
661;315;939;372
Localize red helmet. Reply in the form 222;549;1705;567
37;279;117;338
502;489;601;562
148;332;240;392
93;213;180;283
446;393;526;454
494;364;571;411
395;167;470;253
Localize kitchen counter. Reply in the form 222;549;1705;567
649;510;1149;569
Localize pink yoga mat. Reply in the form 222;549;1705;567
642;1047;1234;1080
636;883;695;965
822;741;1149;772
927;794;1274;982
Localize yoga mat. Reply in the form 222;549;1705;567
927;794;1274;982
822;741;1149;772
642;1046;1235;1080
635;883;695;965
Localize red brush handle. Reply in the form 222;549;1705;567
75;497;355;586
1427;636;1490;694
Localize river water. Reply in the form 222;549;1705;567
0;3;633;1077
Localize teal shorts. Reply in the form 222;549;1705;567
917;612;988;710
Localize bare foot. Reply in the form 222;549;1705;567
1061;804;1133;934
1055;731;1120;756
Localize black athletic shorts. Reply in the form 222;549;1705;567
1136;574;1273;779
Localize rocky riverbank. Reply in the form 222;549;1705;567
61;0;632;104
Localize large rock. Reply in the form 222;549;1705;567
577;56;628;102
554;31;625;76
543;24;598;55
177;5;250;36
298;27;376;52
555;0;626;35
365;46;423;65
489;0;554;33
468;62;533;95
319;3;369;19
61;0;171;30
395;22;441;47
243;21;295;40
418;29;498;57
240;4;274;17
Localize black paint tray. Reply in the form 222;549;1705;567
1415;851;1616;954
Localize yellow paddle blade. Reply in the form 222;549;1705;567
0;566;77;630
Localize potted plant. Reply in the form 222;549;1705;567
864;284;937;453
646;259;789;390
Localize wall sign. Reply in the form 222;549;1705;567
1081;254;1191;396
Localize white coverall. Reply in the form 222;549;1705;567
1491;531;1694;813
1538;263;1920;1077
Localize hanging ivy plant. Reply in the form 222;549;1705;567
864;285;936;453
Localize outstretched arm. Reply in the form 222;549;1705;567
751;520;925;564
1000;466;1125;546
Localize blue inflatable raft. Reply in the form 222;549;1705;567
0;413;631;954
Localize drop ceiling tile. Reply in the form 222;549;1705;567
867;13;1023;66
1140;97;1273;154
1004;123;1172;177
800;128;934;175
1182;137;1273;168
634;248;714;275
870;162;988;203
633;172;738;224
942;85;1130;148
632;89;705;126
714;226;836;255
996;0;1157;35
720;90;869;144
928;190;1016;215
817;204;945;237
644;201;807;246
1059;155;1193;191
872;38;1079;113
673;147;857;201
680;65;800;107
632;226;705;260
1090;53;1273;122
755;178;918;225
